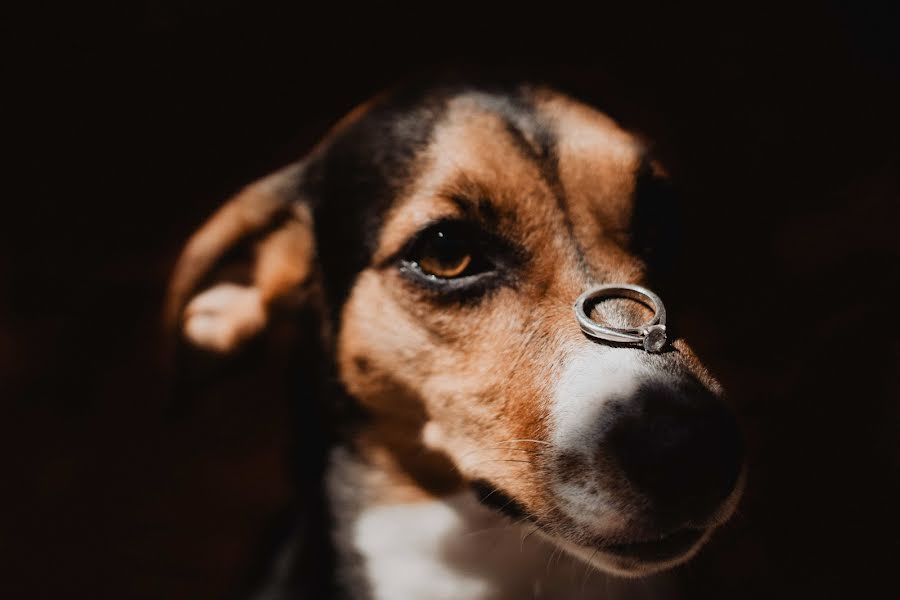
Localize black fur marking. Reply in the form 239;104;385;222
630;157;682;277
470;478;532;523
500;89;595;281
304;85;449;324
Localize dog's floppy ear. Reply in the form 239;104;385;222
165;162;318;355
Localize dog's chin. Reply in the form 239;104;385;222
539;470;747;577
538;526;713;578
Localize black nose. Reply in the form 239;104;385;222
602;381;744;528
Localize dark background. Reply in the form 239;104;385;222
4;2;899;599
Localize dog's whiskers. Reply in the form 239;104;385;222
458;441;550;462
519;523;542;552
494;438;554;447
520;522;543;550
545;545;560;576
580;548;600;593
466;458;534;470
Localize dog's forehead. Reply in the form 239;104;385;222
372;89;646;262
534;92;646;238
308;85;647;308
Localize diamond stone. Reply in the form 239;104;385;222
642;325;667;352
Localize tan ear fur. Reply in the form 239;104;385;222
165;162;316;355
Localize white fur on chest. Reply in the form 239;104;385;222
352;492;606;600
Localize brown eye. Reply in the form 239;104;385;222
400;220;508;290
415;230;473;278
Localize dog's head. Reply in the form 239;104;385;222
168;83;744;576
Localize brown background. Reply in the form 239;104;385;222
4;2;899;599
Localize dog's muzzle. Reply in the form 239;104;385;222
573;284;667;353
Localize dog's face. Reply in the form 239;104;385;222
170;84;744;577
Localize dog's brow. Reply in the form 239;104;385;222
444;184;501;227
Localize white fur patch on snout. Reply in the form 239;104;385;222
549;343;678;530
551;344;669;453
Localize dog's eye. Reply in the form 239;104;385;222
400;221;506;291
397;220;524;297
415;230;473;278
398;220;520;294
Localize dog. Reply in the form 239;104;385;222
166;81;745;599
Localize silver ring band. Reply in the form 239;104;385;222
573;284;668;352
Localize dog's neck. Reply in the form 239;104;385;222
326;439;616;600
